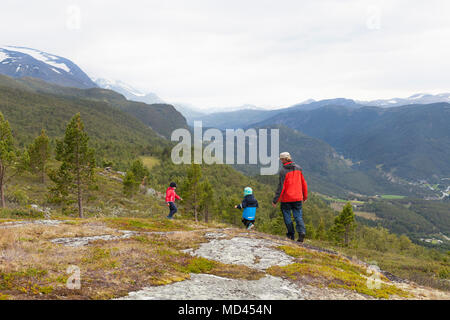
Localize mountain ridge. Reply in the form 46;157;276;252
0;74;187;139
94;78;165;105
0;45;97;89
256;102;450;185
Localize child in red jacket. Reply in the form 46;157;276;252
166;182;182;219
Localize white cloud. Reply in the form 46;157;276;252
1;0;450;110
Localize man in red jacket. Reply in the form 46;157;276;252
166;182;183;219
272;152;308;242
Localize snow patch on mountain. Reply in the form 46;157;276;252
0;45;97;89
0;50;10;62
358;93;450;107
410;93;426;100
2;46;71;73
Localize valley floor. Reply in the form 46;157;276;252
0;217;448;300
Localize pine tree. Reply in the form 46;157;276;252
217;196;240;225
182;163;202;222
123;171;138;198
330;202;356;246
0;112;28;208
0;112;16;208
305;223;316;239
199;179;214;223
130;159;149;190
399;234;413;252
122;159;150;197
316;217;327;240
28;129;51;183
215;196;229;223
50;113;95;218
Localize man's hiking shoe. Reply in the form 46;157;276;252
297;233;306;243
286;233;295;241
247;223;254;230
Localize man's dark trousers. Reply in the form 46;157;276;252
281;201;306;239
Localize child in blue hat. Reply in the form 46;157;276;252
235;187;258;230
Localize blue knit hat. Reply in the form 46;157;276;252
244;187;253;196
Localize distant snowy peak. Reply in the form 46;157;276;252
298;98;316;105
94;78;145;97
0;51;10;63
197;104;273;115
409;93;427;100
288;98;361;111
358;93;450;107
220;104;263;112
94;78;165;105
0;45;97;89
2;46;71;73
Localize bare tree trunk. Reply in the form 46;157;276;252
77;176;83;218
344;225;349;246
41;164;45;184
194;192;198;222
0;180;4;209
76;143;83;218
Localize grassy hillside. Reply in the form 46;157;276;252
0;75;187;139
0;216;423;300
0;75;448;294
0;81;171;169
0;106;448;292
0;162;448;294
359;198;450;250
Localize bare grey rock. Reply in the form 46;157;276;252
51;230;137;247
0;219;63;228
117;274;306;300
30;204;52;215
146;188;156;196
190;237;295;270
204;232;227;239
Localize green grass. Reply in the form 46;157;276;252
139;156;161;170
322;196;364;205
173;256;266;281
103;217;194;232
323;197;348;203
307;238;450;291
268;245;410;299
0;208;46;219
1;164;171;220
183;257;217;273
0;293;10;300
380;195;406;200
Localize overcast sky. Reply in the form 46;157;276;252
2;0;450;110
